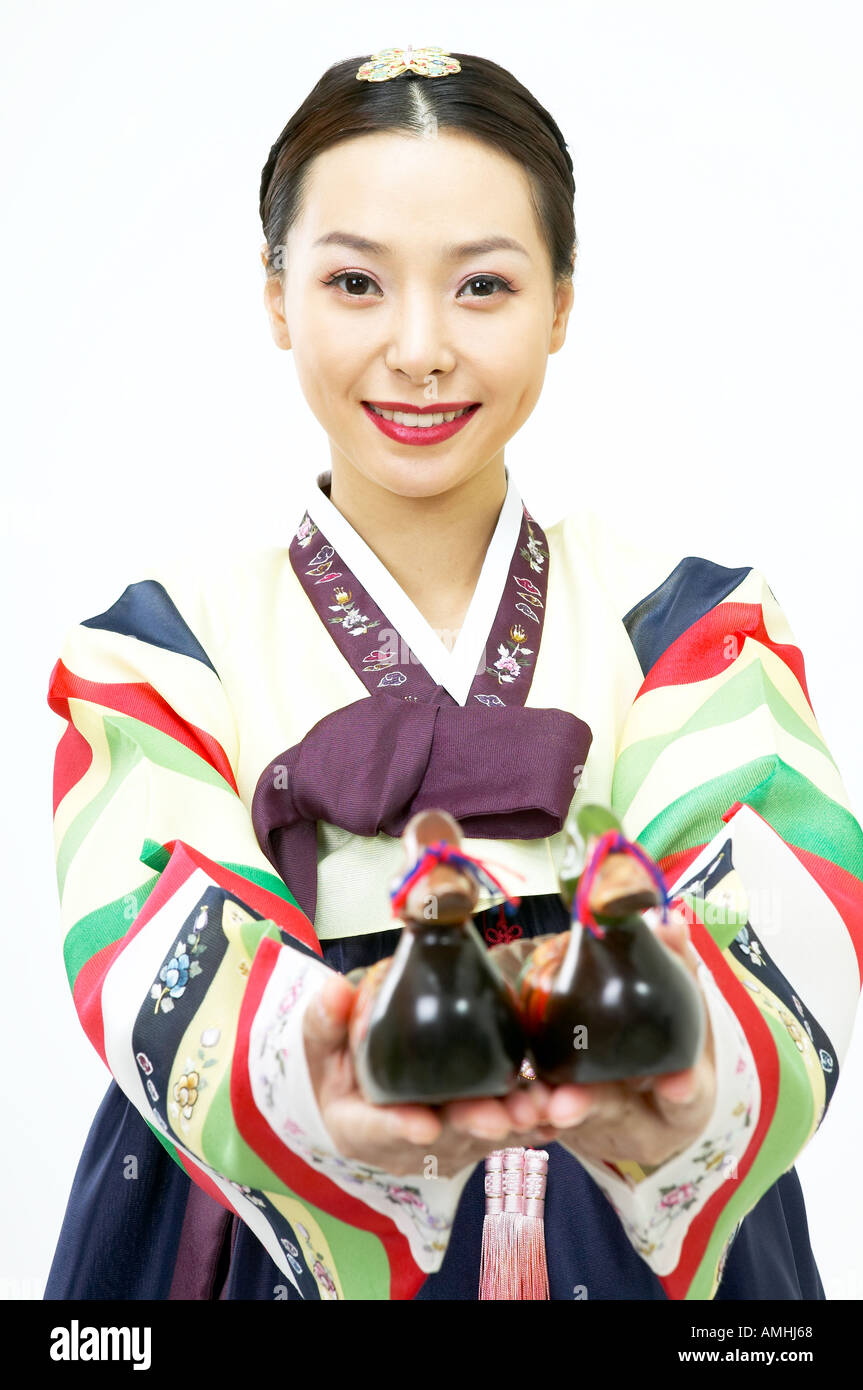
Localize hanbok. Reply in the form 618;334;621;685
44;468;861;1299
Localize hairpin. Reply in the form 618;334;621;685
356;46;461;82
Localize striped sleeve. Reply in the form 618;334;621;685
585;557;862;1300
48;573;469;1300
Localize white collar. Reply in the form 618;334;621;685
304;468;524;705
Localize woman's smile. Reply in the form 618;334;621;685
361;399;482;445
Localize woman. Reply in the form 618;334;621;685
44;47;862;1301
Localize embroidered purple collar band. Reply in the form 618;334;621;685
249;471;593;924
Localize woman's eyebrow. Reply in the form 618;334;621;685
312;230;530;259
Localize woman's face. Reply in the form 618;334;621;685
263;128;574;500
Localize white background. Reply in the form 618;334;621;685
2;0;861;1299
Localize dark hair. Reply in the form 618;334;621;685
260;51;576;287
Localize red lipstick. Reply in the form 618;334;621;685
361;400;481;446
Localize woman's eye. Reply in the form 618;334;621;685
457;274;513;299
326;271;382;298
324;271;514;300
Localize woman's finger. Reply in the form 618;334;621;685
500;1081;553;1130
302;973;356;1053
651;1064;702;1107
543;1082;598;1128
442;1096;516;1140
330;1091;443;1151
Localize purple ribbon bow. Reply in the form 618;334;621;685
251;693;593;927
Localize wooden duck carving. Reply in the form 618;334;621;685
348;808;525;1105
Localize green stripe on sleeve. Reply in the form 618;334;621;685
62;876;161;988
63;863;303;991
613;660;836;819
685;1002;816;1300
200;1069;392;1299
56;712;237;898
630;757;863;882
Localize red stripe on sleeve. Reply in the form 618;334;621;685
658;922;781;1300
658;843;709;890
721;800;863;985
231;935;424;1301
71;938;113;1066
69;843;205;1061
47;659;239;794
639;603;811;709
52;719;94;813
157;840;321;958
787;846;863;985
176;1152;239;1216
69;841;321;1133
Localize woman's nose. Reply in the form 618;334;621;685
384;296;457;382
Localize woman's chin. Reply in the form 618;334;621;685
338;447;498;501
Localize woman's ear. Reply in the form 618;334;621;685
549;272;575;355
262;269;292;351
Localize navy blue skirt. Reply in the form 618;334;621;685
45;897;824;1301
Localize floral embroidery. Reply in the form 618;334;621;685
278;976;307;1016
296;514;318;548
327;586;379;638
290;491;552;711
478;518;546;693
167;1032;220;1134
659;1181;698;1209
255;970;310;1110
294;1223;339;1300
173;1070;199;1120
260;1077;451;1256
615;1117;750;1257
487;624;535;686
490;643;525;683
772;1000;808;1052
735;924;764;967
279;1236;305;1276
519;514;549;576
228;1180;267;1210
150;903;208;1014
289;1141;452;1255
731;920;837;1103
738;959;820;1059
602;1010;756;1261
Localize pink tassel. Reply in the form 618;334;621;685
479;1150;506;1299
520;1148;550;1299
478;1148;550;1299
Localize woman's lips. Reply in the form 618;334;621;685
361;401;481;446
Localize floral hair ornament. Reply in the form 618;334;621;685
356;46;462;82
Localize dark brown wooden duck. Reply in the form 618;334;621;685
348;808;525;1105
519;811;705;1085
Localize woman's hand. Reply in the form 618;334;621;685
304;907;715;1178
523;906;717;1171
302;971;553;1178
